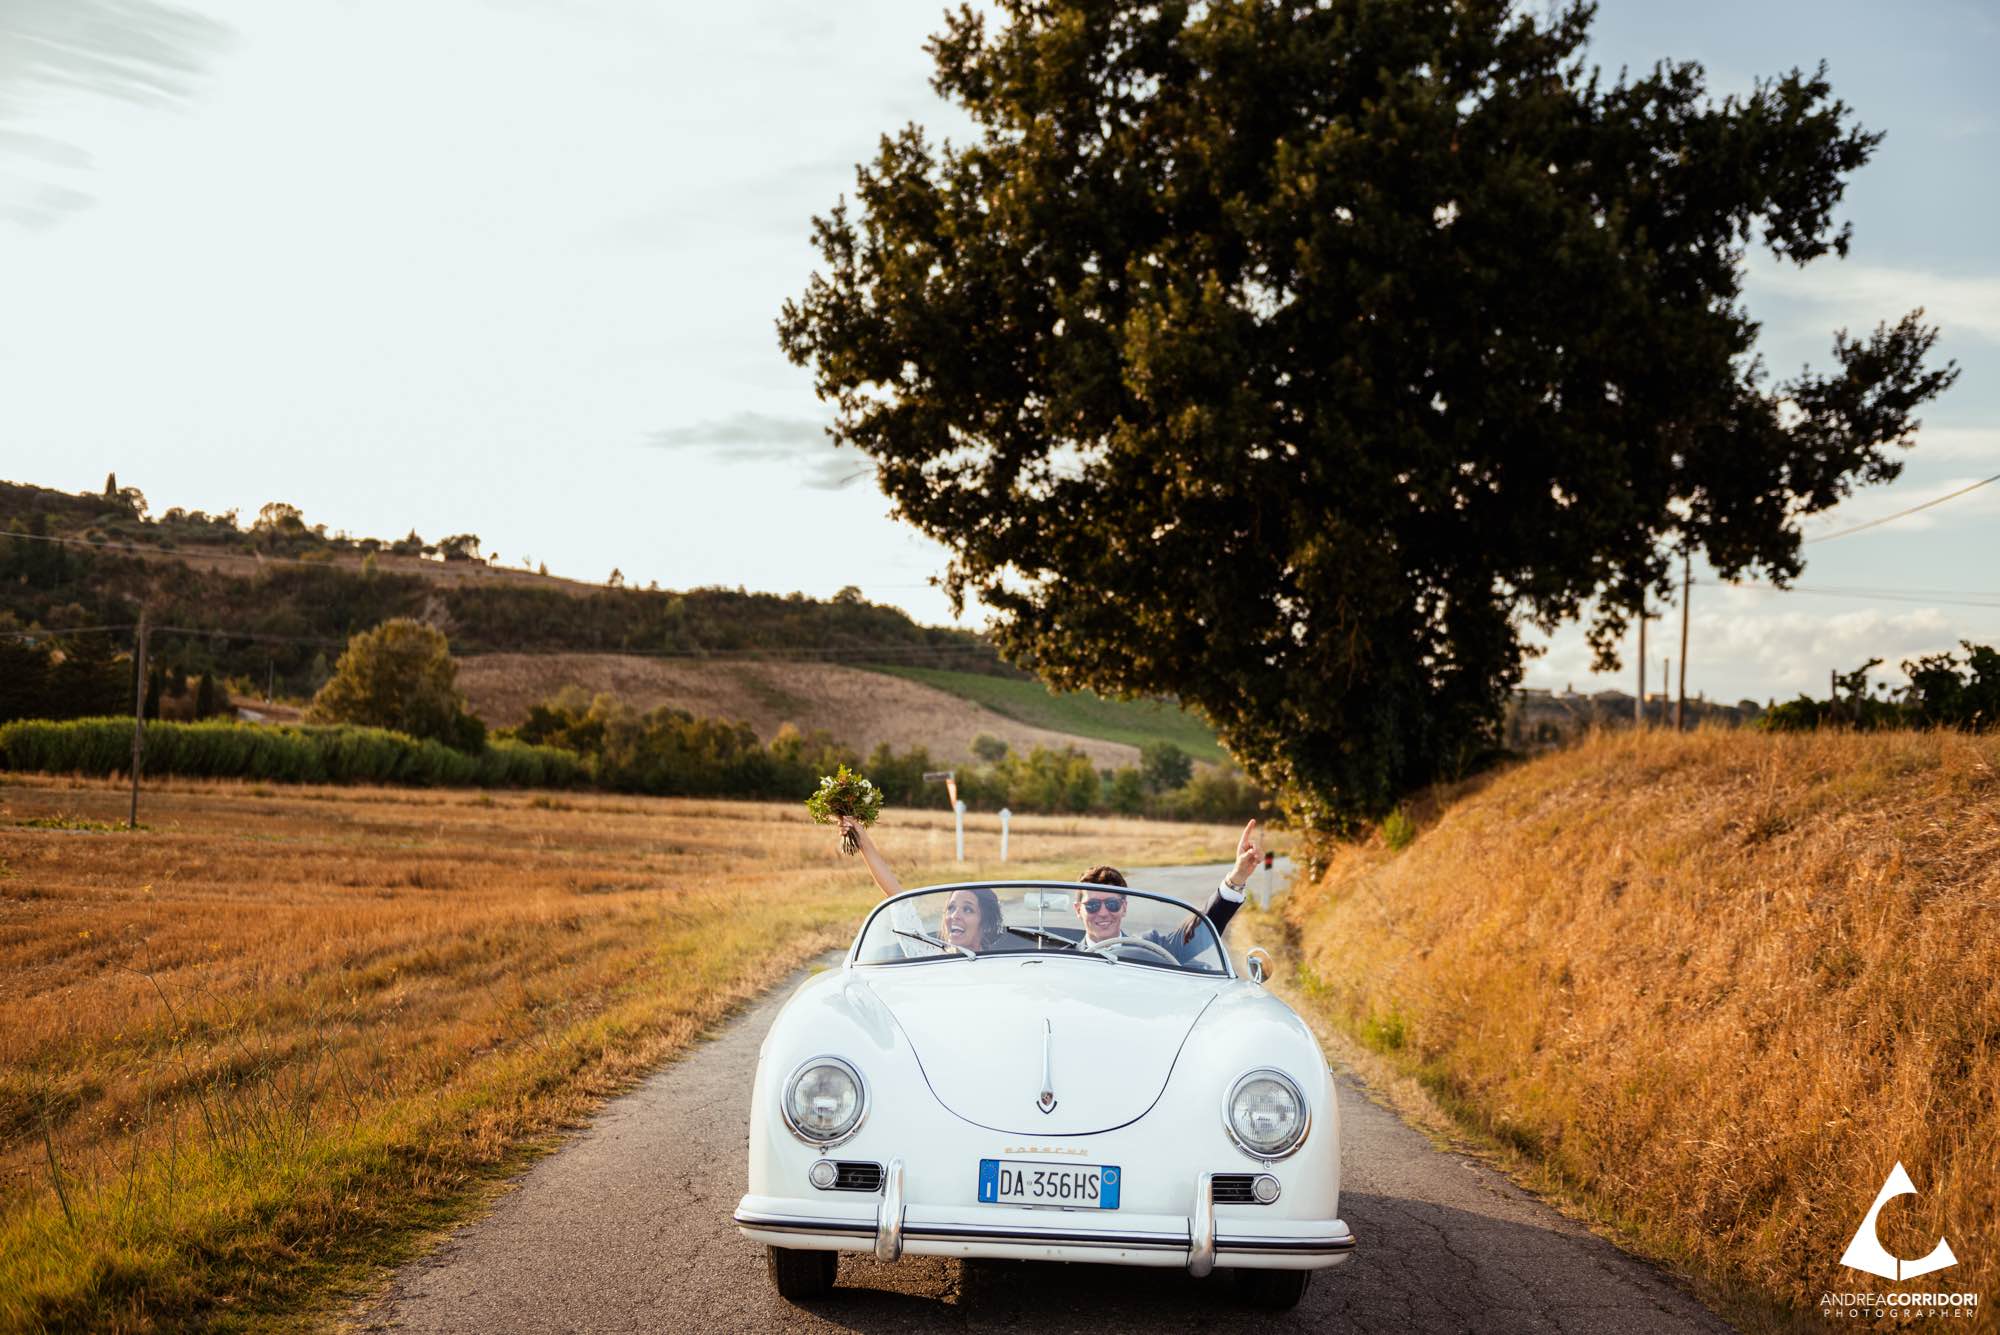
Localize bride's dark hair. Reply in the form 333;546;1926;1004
947;886;1006;946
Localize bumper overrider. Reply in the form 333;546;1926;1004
735;1163;1357;1274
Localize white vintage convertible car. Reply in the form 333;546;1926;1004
733;881;1354;1309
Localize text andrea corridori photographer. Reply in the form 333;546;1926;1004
1820;1163;1980;1322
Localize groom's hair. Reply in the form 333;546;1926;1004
1077;865;1127;888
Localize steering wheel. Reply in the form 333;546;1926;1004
1082;933;1180;965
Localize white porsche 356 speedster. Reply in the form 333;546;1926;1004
733;881;1354;1309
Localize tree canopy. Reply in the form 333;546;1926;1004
309;619;484;750
779;0;1960;829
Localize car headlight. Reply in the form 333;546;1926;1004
782;1057;866;1145
1225;1069;1308;1159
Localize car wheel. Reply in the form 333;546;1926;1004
767;1245;838;1301
1236;1267;1311;1310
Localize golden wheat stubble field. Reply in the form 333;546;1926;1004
1283;728;2000;1331
0;774;1242;1332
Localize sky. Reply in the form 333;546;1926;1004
0;0;1993;708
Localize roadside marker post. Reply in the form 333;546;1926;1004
1263;849;1273;905
999;808;1011;862
923;770;965;862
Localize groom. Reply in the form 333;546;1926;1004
1072;817;1263;955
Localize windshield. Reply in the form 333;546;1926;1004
853;883;1229;976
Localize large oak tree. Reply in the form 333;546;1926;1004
779;0;1958;829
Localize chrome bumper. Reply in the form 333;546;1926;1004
736;1164;1356;1273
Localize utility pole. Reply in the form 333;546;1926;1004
1675;552;1691;731
129;611;149;829
1635;603;1647;726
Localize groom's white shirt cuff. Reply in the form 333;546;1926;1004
1218;876;1246;903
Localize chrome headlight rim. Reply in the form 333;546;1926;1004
1223;1067;1310;1161
780;1055;868;1148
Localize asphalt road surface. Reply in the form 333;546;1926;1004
354;864;1733;1334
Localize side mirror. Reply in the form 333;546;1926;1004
1245;948;1272;985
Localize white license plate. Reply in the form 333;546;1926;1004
977;1158;1121;1209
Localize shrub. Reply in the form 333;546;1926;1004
1380;807;1417;851
308;619;483;750
0;718;583;790
1139;740;1193;792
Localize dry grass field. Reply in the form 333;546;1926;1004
1282;728;2000;1330
454;652;1144;768
0;774;1239;1333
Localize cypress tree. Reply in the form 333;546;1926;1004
0;638;50;723
195;671;220;720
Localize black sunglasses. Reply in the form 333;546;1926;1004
1080;896;1125;914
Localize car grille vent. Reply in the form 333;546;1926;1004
832;1161;883;1192
1211;1174;1260;1204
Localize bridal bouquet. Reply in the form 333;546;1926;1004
805;765;884;855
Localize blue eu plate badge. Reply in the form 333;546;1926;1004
978;1158;1120;1209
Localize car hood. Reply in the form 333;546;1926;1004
858;957;1226;1135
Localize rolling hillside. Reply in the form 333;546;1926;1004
866;665;1225;763
454;654;1146;770
1281;727;1999;1327
4;476;1229;770
1;478;1010;697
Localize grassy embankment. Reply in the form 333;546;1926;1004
1279;728;1998;1329
0;776;1240;1333
867;665;1226;764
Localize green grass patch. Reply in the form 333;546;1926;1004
1380;807;1417;851
867;666;1225;763
1359;1007;1409;1053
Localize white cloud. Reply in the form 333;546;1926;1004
1909;425;2000;464
1745;255;2000;345
1689;605;1961;697
1522;599;1993;705
0;0;234;228
646;412;870;491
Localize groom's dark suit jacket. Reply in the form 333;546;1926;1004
1138;881;1242;964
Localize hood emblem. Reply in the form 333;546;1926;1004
1038;1017;1058;1114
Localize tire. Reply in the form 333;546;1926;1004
1236;1267;1311;1311
766;1245;838;1301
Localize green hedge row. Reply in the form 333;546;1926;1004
0;718;585;789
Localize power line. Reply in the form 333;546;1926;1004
1721;581;2000;611
139;624;1009;664
3;616;1004;666
0;623;138;641
1804;471;2000;544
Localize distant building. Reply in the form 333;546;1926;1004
1504;687;1755;750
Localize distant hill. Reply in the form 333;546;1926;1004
868;665;1225;764
1504;686;1760;751
0;478;1008;696
454;654;1144;769
1;477;1224;767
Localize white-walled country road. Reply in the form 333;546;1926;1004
352;864;1733;1334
